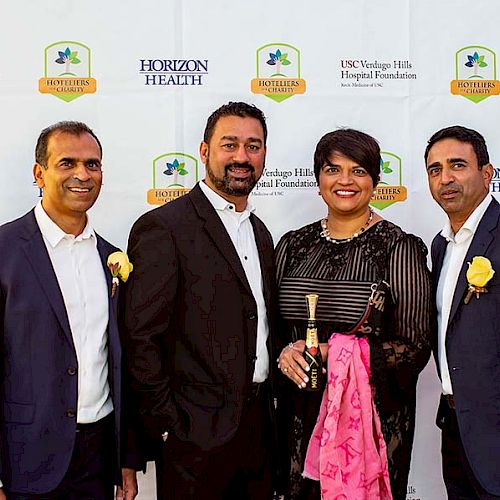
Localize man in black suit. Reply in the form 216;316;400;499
0;121;139;499
426;126;500;499
121;102;277;499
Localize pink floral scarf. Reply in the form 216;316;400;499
303;333;392;500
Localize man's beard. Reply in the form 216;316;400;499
205;160;261;196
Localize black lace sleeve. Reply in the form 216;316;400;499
275;232;291;288
380;234;433;382
275;230;299;354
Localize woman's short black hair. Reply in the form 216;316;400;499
313;128;381;186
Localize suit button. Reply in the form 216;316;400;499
65;409;76;418
67;367;77;376
451;367;460;371
248;313;257;320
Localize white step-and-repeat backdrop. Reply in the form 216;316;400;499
3;1;500;498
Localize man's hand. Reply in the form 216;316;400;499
116;468;138;500
0;488;6;500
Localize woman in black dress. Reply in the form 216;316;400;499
276;129;432;500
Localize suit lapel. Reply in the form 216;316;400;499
21;211;74;347
431;233;448;365
96;235;114;309
448;198;500;327
96;234;121;407
189;184;253;295
96;234;121;349
431;234;447;286
251;215;273;308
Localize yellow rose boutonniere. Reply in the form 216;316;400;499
107;251;134;298
464;256;495;304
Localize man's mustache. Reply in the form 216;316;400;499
65;180;94;189
225;162;255;173
439;183;462;196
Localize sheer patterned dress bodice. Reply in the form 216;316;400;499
275;220;433;500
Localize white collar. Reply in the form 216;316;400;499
199;180;255;215
440;194;493;243
34;200;96;248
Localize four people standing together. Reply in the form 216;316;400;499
0;104;498;499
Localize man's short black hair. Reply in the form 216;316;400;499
203;102;267;145
424;125;489;169
35;121;103;167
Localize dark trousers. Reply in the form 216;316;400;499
440;401;500;500
9;413;115;500
156;384;274;500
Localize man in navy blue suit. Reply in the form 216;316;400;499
0;122;138;499
426;126;500;499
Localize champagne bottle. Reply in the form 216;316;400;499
303;294;323;391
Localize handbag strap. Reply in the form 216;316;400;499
344;280;389;336
345;247;392;336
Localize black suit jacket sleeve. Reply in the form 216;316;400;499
120;361;147;471
120;210;180;441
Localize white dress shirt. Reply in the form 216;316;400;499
436;194;493;395
35;202;113;423
199;181;270;382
